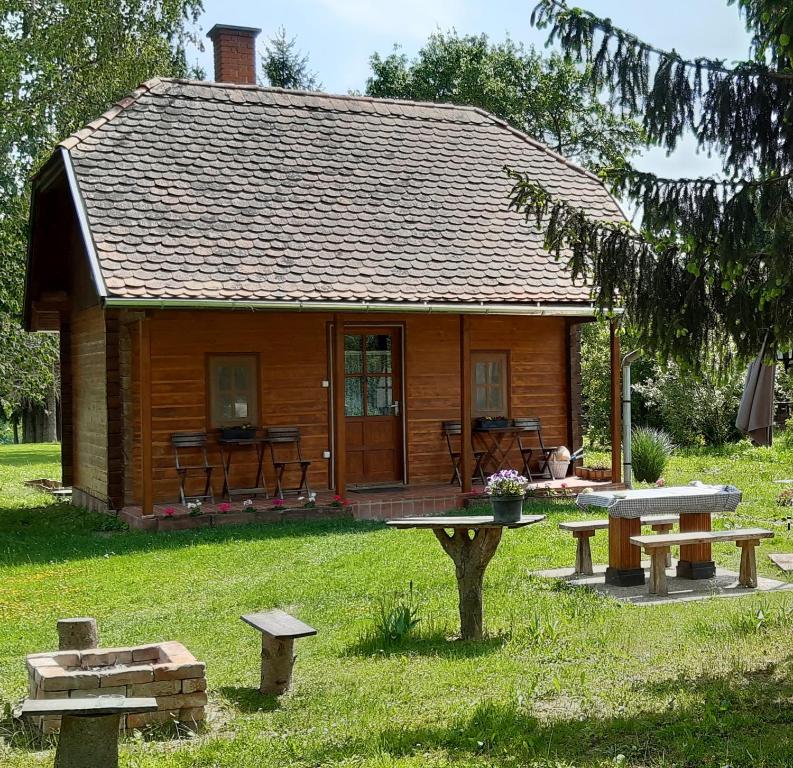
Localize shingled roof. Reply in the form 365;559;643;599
56;78;625;308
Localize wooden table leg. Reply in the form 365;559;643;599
677;512;715;579
433;527;503;640
737;539;759;588
573;531;595;576
651;523;674;567
606;515;644;586
647;547;670;596
55;713;121;768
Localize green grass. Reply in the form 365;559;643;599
2;442;793;767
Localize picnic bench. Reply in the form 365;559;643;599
22;696;157;768
559;514;679;575
241;609;317;694
630;527;774;596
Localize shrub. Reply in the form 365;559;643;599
776;487;793;507
372;583;421;645
631;427;674;483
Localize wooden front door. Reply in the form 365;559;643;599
343;328;403;486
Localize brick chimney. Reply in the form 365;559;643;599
207;24;261;85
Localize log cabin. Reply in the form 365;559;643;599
23;25;624;516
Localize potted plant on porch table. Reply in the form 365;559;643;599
485;469;530;523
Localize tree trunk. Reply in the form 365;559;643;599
45;386;58;442
12;417;19;444
433;527;503;640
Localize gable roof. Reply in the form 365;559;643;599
47;78;626;310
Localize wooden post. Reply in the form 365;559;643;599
460;315;472;493
332;314;346;498
138;317;153;515
260;636;296;694
737;539;759;588
573;531;595;576
677;511;715;579
606;515;644;586
609;319;622;485
57;617;98;650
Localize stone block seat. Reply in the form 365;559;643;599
26;640;207;733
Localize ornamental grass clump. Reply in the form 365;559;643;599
632;427;674;483
485;469;531;497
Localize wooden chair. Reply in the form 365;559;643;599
513;418;557;481
442;421;487;488
171;432;216;504
267;427;312;499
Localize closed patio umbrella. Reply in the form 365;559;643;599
736;339;776;447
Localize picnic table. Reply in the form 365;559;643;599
387;514;545;640
576;482;742;586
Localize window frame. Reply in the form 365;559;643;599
470;350;510;419
206;353;261;428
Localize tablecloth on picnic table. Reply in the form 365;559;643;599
575;481;742;518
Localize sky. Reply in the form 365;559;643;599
188;0;753;178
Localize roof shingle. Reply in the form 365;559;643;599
64;79;625;306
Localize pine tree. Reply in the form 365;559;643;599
507;0;793;367
261;27;320;91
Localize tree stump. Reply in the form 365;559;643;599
433;527;503;640
55;714;120;768
58;618;98;651
260;636;295;695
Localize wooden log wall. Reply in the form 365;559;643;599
123;310;574;504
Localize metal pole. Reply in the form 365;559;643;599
621;350;641;488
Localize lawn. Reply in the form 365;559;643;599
2;442;793;767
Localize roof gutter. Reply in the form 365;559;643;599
60;147;107;300
102;297;619;317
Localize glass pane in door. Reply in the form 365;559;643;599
366;376;393;415
345;378;363;416
344;335;363;373
365;334;392;373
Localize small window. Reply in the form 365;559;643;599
208;355;259;427
471;352;508;418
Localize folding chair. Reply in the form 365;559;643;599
513;418;558;481
267;427;312;499
442;420;487;488
171;432;216;504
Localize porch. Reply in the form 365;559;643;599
114;309;625;516
118;476;620;531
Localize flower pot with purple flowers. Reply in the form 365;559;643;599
485;469;530;523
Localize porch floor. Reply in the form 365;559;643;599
117;476;620;531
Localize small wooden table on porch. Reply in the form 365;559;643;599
576;482;742;586
387;514;545;640
218;436;270;500
472;426;521;474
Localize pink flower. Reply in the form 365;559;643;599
163;507;175;517
272;498;284;507
217;502;232;513
655;477;666;487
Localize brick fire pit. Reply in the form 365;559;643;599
27;641;206;733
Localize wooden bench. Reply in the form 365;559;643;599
22;696;157;768
560;514;680;575
241;609;317;695
630;527;774;596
